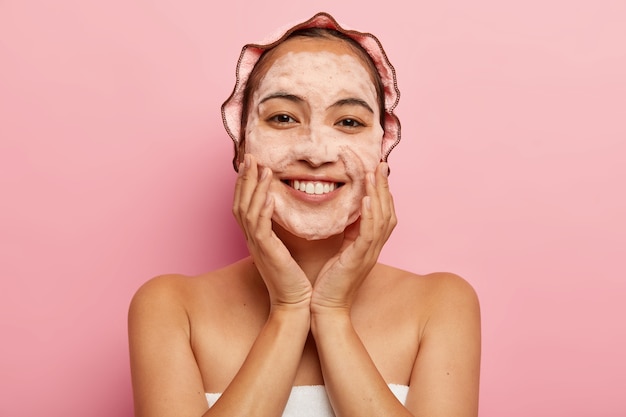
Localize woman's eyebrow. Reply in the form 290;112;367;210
259;92;304;105
327;98;374;114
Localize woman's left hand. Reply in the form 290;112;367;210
310;162;397;315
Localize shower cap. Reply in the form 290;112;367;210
221;11;401;170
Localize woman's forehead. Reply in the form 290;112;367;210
256;37;379;92
268;35;360;56
255;55;378;111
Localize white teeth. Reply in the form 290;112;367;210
290;180;338;195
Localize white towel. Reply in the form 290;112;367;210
206;384;409;417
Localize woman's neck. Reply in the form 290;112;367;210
273;222;343;283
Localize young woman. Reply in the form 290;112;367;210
129;12;481;417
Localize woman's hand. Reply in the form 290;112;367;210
310;162;397;315
233;154;313;310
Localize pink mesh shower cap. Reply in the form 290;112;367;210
221;11;401;170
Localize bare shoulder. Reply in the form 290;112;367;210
130;273;191;306
128;258;263;331
129;272;202;315
421;270;480;308
374;263;477;295
128;273;199;342
128;263;257;416
393;267;481;339
368;264;480;320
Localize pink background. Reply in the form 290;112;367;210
1;0;624;415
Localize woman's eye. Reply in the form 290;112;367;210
337;118;363;128
269;114;297;124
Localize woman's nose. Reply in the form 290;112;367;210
294;126;339;167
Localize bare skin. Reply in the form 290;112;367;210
129;36;481;417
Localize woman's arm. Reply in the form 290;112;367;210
312;273;480;417
129;275;208;417
406;273;481;417
129;275;311;417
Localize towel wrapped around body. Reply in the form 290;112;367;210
205;384;409;417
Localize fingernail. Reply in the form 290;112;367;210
364;196;371;210
244;154;251;169
260;167;270;180
368;172;376;186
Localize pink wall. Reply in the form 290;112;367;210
1;1;624;415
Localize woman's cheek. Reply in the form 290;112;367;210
347;132;384;174
245;125;282;169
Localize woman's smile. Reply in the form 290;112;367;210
280;177;346;201
288;180;340;195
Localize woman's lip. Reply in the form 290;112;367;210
279;174;346;182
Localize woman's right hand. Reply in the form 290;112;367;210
233;154;312;310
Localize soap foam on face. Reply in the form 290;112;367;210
245;47;383;240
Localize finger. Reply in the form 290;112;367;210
365;170;384;239
255;195;288;264
234;154;259;226
375;162;391;218
232;160;246;226
234;155;263;246
386;191;398;236
256;193;275;241
334;195;376;273
238;154;259;211
342;173;377;258
245;166;273;240
376;162;397;238
353;194;375;252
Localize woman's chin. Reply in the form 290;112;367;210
273;211;359;241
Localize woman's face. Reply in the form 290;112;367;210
244;37;384;240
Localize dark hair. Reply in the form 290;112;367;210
235;27;386;165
